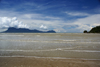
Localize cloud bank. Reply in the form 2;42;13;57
19;13;100;33
0;17;29;29
0;11;100;33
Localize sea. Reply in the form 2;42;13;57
0;33;100;60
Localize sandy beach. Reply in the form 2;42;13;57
0;57;100;67
0;33;100;67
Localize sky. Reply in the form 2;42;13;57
0;0;100;33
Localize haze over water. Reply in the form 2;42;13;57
0;33;100;60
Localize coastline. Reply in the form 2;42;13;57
0;33;100;67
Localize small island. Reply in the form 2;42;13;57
83;26;100;33
2;27;56;33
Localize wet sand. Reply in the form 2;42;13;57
0;57;100;67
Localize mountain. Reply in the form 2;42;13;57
3;27;56;33
83;26;100;33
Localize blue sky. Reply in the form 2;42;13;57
0;0;100;33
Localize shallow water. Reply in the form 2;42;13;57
0;33;100;59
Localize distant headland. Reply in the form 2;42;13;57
84;26;100;33
2;27;56;33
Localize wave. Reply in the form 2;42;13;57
0;39;100;44
0;56;100;60
0;49;100;52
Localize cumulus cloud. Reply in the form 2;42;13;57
40;25;47;29
0;17;29;29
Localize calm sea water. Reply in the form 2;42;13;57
0;33;100;60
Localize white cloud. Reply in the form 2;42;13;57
20;19;62;30
65;12;90;16
0;17;29;30
40;25;47;29
19;14;100;33
73;14;100;32
74;14;100;24
23;14;61;20
0;9;100;33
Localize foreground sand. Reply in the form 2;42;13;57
0;57;100;67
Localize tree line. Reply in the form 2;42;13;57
83;26;100;33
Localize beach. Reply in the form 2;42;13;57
0;33;100;67
0;57;100;67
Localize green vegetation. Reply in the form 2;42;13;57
89;26;100;33
83;30;88;33
83;26;100;33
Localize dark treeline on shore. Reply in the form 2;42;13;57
84;26;100;33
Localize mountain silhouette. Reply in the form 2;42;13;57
3;27;56;33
